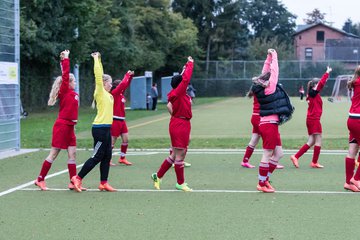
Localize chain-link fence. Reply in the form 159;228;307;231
190;60;358;97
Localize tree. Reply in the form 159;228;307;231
303;8;328;25
246;0;296;46
342;18;360;36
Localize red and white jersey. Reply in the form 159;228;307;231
57;58;79;124
111;72;133;119
168;61;194;120
349;77;360;116
306;72;329;120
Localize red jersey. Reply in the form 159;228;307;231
306;72;329;120
168;61;194;120
57;58;79;124
111;72;133;119
253;95;260;114
349;77;360;116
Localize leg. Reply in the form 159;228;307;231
109;136;117;166
174;147;192;191
291;135;315;168
67;146;77;180
310;134;323;168
241;133;260;168
118;133;131;165
35;148;61;190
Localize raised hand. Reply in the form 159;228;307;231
91;52;101;59
188;56;194;62
326;66;332;73
60;50;70;60
127;70;134;76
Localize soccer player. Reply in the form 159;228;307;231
290;66;332;168
34;50;82;191
151;56;194;192
343;65;360;192
251;49;291;193
109;70;134;166
71;52;116;192
241;89;284;169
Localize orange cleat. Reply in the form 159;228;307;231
118;158;132;166
34;179;49;191
98;183;117;192
68;183;87;191
310;162;324;168
276;164;284;169
109;160;117;166
350;177;360;189
344;182;360;192
257;184;275;193
265;181;275;191
290;155;299;168
70;176;83;192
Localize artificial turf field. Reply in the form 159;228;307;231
1;97;360;239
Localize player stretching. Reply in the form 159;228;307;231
290;66;332;168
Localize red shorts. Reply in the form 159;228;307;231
306;118;322;135
251;114;260;134
259;123;281;150
169;117;191;149
52;120;76;149
111;120;128;137
347;118;360;143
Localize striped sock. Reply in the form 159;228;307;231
67;159;77;179
243;145;255;163
157;157;174;178
258;161;269;186
37;159;53;182
174;159;185;185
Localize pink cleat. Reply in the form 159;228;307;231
350;178;360;190
68;183;87;191
257;184;275;193
276;164;284;169
241;161;255;168
70;176;83;192
98;183;117;192
118;158;132;166
265;181;275;191
34;179;49;191
290;155;299;168
344;182;360;192
310;162;324;168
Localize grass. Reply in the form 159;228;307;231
21;96;351;149
1;96;358;240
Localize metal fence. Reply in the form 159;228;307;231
0;0;20;151
190;60;358;97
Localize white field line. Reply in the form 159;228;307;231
19;188;356;195
0;164;83;197
0;149;348;197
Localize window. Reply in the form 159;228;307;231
317;31;325;42
305;48;313;60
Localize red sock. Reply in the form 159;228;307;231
101;180;107;185
120;142;128;159
174;160;185;185
258;162;269;186
295;144;310;159
312;146;321;164
37;159;53;182
67;160;77;179
345;157;355;184
157;157;174;178
243;145;254;163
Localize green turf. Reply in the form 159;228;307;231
0;149;359;240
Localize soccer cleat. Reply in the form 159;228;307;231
256;184;275;193
290;155;299;168
265;181;275;191
344;182;360;192
175;183;193;192
350;177;360;189
276;164;284;169
241;161;255;168
109;160;117;166
184;162;192;167
68;183;87;191
310;162;324;168
70;176;83;192
151;173;161;190
34;179;49;191
98;183;117;192
118;158;132;166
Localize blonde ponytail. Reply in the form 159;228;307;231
48;76;62;106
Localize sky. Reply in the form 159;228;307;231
280;0;360;29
